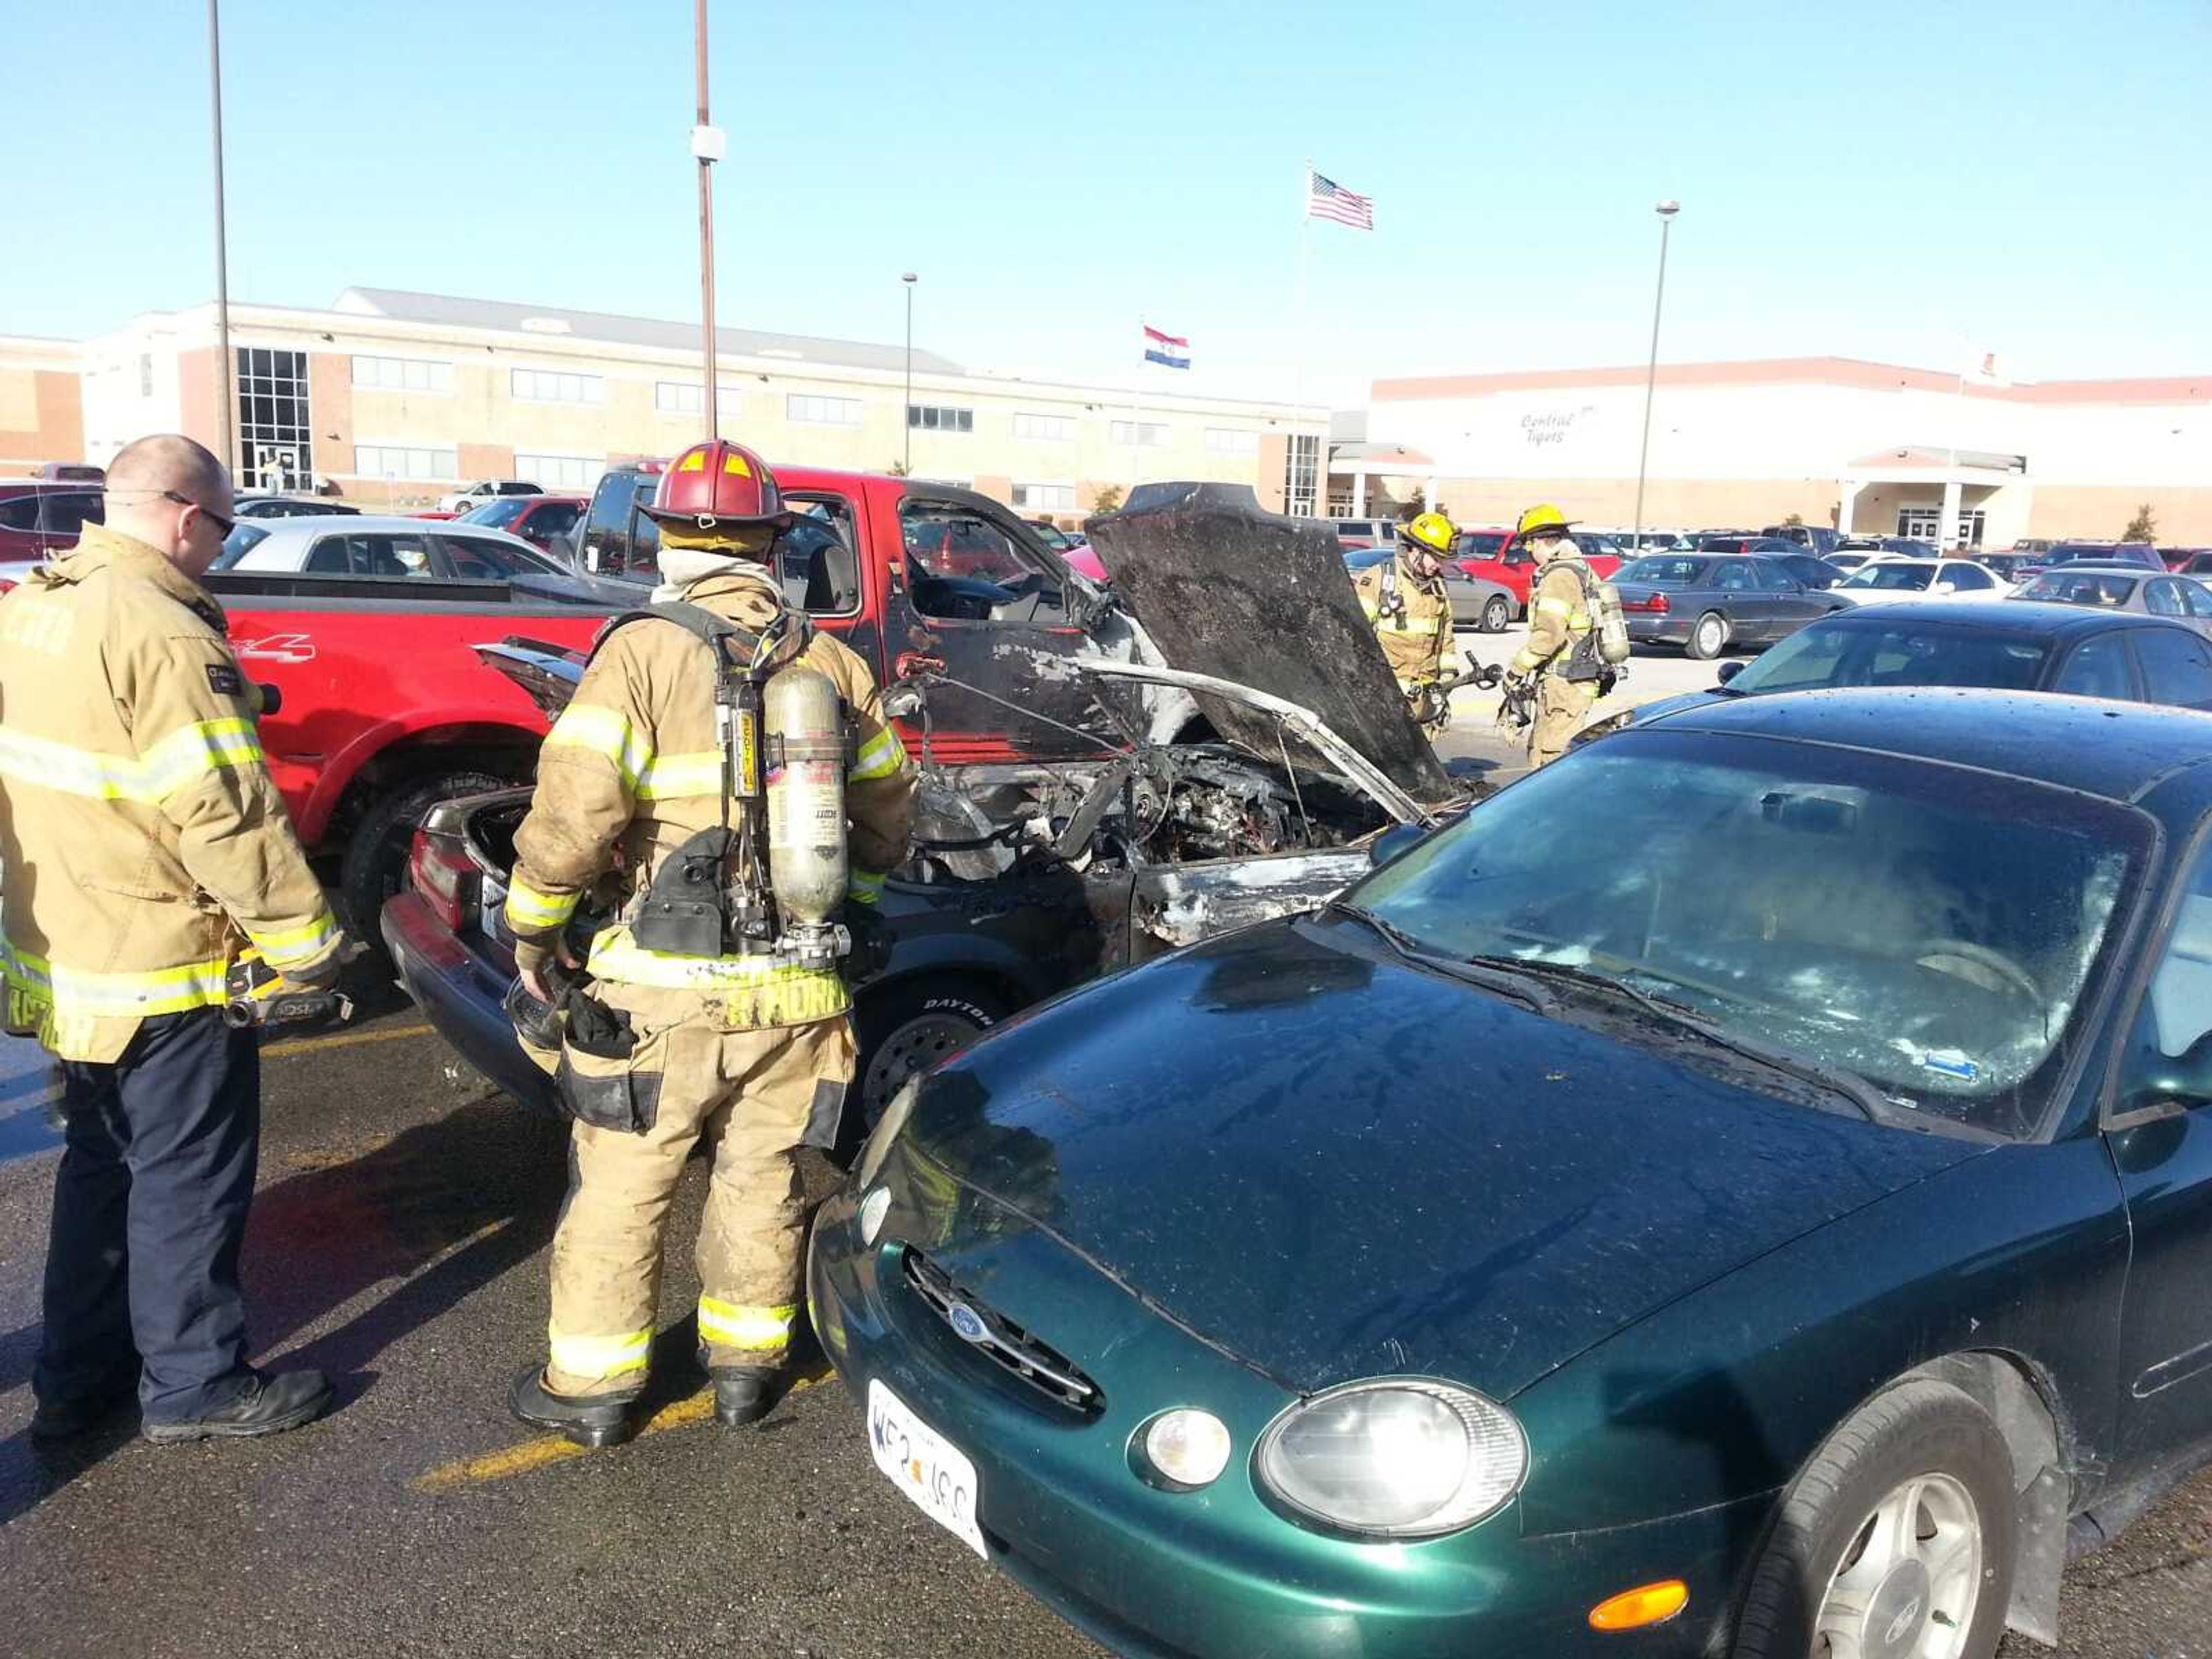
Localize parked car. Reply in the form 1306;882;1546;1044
1453;531;1623;620
2043;541;2163;571
1972;550;2042;583
2170;551;2212;579
1332;517;1406;547
233;494;361;520
2161;547;2212;573
1616;529;1692;552
1024;519;1084;554
1760;522;1840;555
1344;546;1517;632
1588;601;2212;738
2009;538;2056;556
456;493;588;553
2012;564;2212;635
31;461;104;483
214;515;574;582
1833;558;2010;605
0;480;103;570
437;479;544;514
1835;535;1941;560
1611;551;1852;658
810;684;2212;1659
1694;533;1799;556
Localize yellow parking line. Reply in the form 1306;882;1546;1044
409;1371;830;1493
262;1021;430;1059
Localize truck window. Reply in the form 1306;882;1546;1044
308;533;435;578
898;499;1065;623
582;472;660;580
435;533;552;581
778;496;862;615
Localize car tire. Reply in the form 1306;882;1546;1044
1732;1379;2016;1659
1480;594;1512;634
1686;611;1729;660
338;770;513;960
838;980;1010;1165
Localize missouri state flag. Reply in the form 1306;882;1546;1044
1142;324;1190;370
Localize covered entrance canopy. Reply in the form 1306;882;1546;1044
1327;440;1441;518
1840;446;2026;548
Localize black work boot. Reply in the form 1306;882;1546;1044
29;1371;139;1443
709;1365;781;1429
141;1368;332;1445
508;1363;641;1449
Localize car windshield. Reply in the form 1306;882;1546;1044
1349;732;2146;1138
464;498;532;529
2021;572;2138;606
1729;619;2051;694
1842;563;1936;590
212;524;270;569
1620;556;1710;585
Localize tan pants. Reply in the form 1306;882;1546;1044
545;981;856;1395
1526;675;1599;770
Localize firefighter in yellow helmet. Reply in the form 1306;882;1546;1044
502;438;915;1447
1503;504;1607;767
1353;510;1457;733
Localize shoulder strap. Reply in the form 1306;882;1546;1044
586;601;814;678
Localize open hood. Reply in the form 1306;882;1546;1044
1084;483;1460;804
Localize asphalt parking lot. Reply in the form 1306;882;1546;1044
3;651;2211;1658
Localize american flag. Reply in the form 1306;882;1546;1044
1306;170;1374;231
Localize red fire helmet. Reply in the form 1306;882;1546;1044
639;440;794;529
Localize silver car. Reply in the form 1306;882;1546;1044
214;514;565;581
2012;562;2212;639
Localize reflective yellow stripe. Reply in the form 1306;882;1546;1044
249;908;340;968
1567;616;1593;632
1;936;229;1017
850;729;904;782
634;750;722;801
1511;652;1543;672
547;1325;652;1381
698;1298;798;1351
585;927;850;1017
505;880;579;931
0;716;263;805
543;704;650;790
849;869;886;904
1535;597;1575;619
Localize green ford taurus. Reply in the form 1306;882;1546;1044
809;687;2212;1657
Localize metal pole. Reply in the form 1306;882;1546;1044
1631;200;1680;555
695;0;718;440
902;274;917;474
208;0;234;472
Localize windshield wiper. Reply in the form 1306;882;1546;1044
1324;904;1552;1013
1461;955;1894;1124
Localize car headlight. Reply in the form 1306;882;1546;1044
855;1078;920;1190
1255;1378;1527;1539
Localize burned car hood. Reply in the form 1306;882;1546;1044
902;916;1979;1400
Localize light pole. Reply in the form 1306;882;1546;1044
207;0;234;473
902;272;918;475
691;0;726;441
1630;199;1680;557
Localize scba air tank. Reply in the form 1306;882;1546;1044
763;665;849;931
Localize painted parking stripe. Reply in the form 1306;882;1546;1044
262;1021;431;1059
409;1371;830;1493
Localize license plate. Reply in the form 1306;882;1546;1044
867;1378;986;1559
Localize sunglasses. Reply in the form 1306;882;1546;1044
162;490;237;539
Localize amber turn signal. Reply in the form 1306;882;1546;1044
1588;1580;1688;1632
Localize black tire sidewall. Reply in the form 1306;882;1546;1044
1733;1380;2017;1659
337;770;512;945
837;982;1006;1165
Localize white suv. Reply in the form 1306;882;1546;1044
437;479;544;514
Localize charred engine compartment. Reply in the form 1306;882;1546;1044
904;743;1391;886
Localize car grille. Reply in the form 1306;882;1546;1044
903;1249;1101;1415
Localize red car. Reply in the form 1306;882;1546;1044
1453;527;1623;618
456;493;588;552
0;480;105;572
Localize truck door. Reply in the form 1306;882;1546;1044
887;493;1127;763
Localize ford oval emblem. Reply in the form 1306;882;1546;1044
945;1301;990;1344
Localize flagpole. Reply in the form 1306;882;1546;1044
1289;158;1313;515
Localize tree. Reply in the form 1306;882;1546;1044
2124;503;2158;543
886;459;909;478
1782;512;1804;528
1398;485;1428;520
1092;483;1123;513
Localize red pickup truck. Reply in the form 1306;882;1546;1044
208;467;1143;937
1452;527;1623;619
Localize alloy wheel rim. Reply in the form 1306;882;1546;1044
1814;1471;1982;1659
1698;616;1724;654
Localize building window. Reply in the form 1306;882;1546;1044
1013;412;1075;442
907;404;974;433
789;393;862;426
236;347;313;492
510;368;603;405
1011;483;1076;511
1282;433;1321;516
515;452;603;491
354;444;458;482
1110;421;1168;447
654;380;740;415
1205;427;1259;456
353;355;454;394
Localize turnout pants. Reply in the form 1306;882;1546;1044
546;983;857;1396
36;1007;261;1425
1527;675;1599;770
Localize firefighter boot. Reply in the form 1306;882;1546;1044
709;1365;780;1429
509;1363;642;1449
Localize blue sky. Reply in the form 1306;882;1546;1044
3;0;2207;403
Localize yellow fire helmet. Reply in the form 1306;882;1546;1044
1516;502;1572;537
1400;511;1455;556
